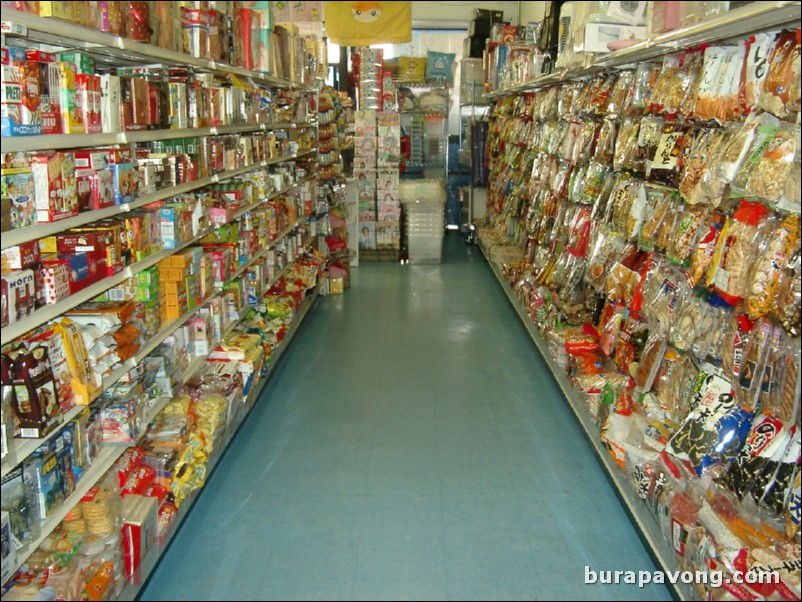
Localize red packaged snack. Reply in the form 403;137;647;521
122;464;157;496
117;446;146;487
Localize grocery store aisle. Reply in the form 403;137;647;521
140;235;672;602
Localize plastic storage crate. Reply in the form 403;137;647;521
400;179;446;264
404;200;445;263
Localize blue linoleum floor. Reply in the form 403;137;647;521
139;234;673;601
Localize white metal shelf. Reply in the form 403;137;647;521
0;123;269;153
486;1;801;99
0;154;311;250
7;446;126;577
116;283;320;602
2;262;318;593
477;236;692;601
0;9;304;89
0;215;305;478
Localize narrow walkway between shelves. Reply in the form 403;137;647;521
139;235;672;602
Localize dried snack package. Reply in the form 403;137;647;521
627;61;662;114
734;319;773;413
713;114;778;192
717;41;748;124
680;127;727;205
613;317;649;376
717;415;788;502
759;31;800;119
782;131;802;211
743;126;797;204
598;301;627;358
688;210;726;288
579;162;609;205
742;33;775;114
710;200;772;306
557;83;579;120
572;121;599;165
677;51;705;118
758;428;801;516
613;117;640;173
606;70;634;119
646;125;686;188
666;205;711;268
604;250;645;305
694;45;733;123
770;254;801;336
647;55;682;115
642;261;687;334
688;302;719;361
666;363;753;476
593;119;617;167
608;173;637;236
585;228;627;292
652;347;695;421
746;212;801;319
638;187;674;252
750;327;795;423
669;294;707;354
633;331;668;393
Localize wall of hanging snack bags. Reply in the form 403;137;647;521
479;26;801;600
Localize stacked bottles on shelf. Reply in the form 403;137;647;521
479;27;800;599
1;1;319;84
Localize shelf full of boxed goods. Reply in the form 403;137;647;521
0;2;330;599
476;3;801;601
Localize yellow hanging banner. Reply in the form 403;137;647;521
323;1;412;46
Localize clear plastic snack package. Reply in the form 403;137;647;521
666;362;754;476
714;113;781;192
770;253;801;337
717;414;788;503
669;294;706;354
679;127;726;205
648;55;682;114
633;331;668;393
580;161;610;205
688;210;726;287
666;204;711;268
759;31;800;119
758;327;800;423
742;32;775;114
693;45;731;122
742;126;797;204
710;199;772;306
606;70;635;118
613;117;641;173
745;212;801;319
652;346;696;422
646;122;688;189
734;318;773;413
594;119;617;167
585;228;628;292
638;186;675;252
557;82;580;119
627;61;662;114
572;121;599;165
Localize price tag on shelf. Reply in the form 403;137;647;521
1;21;27;35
